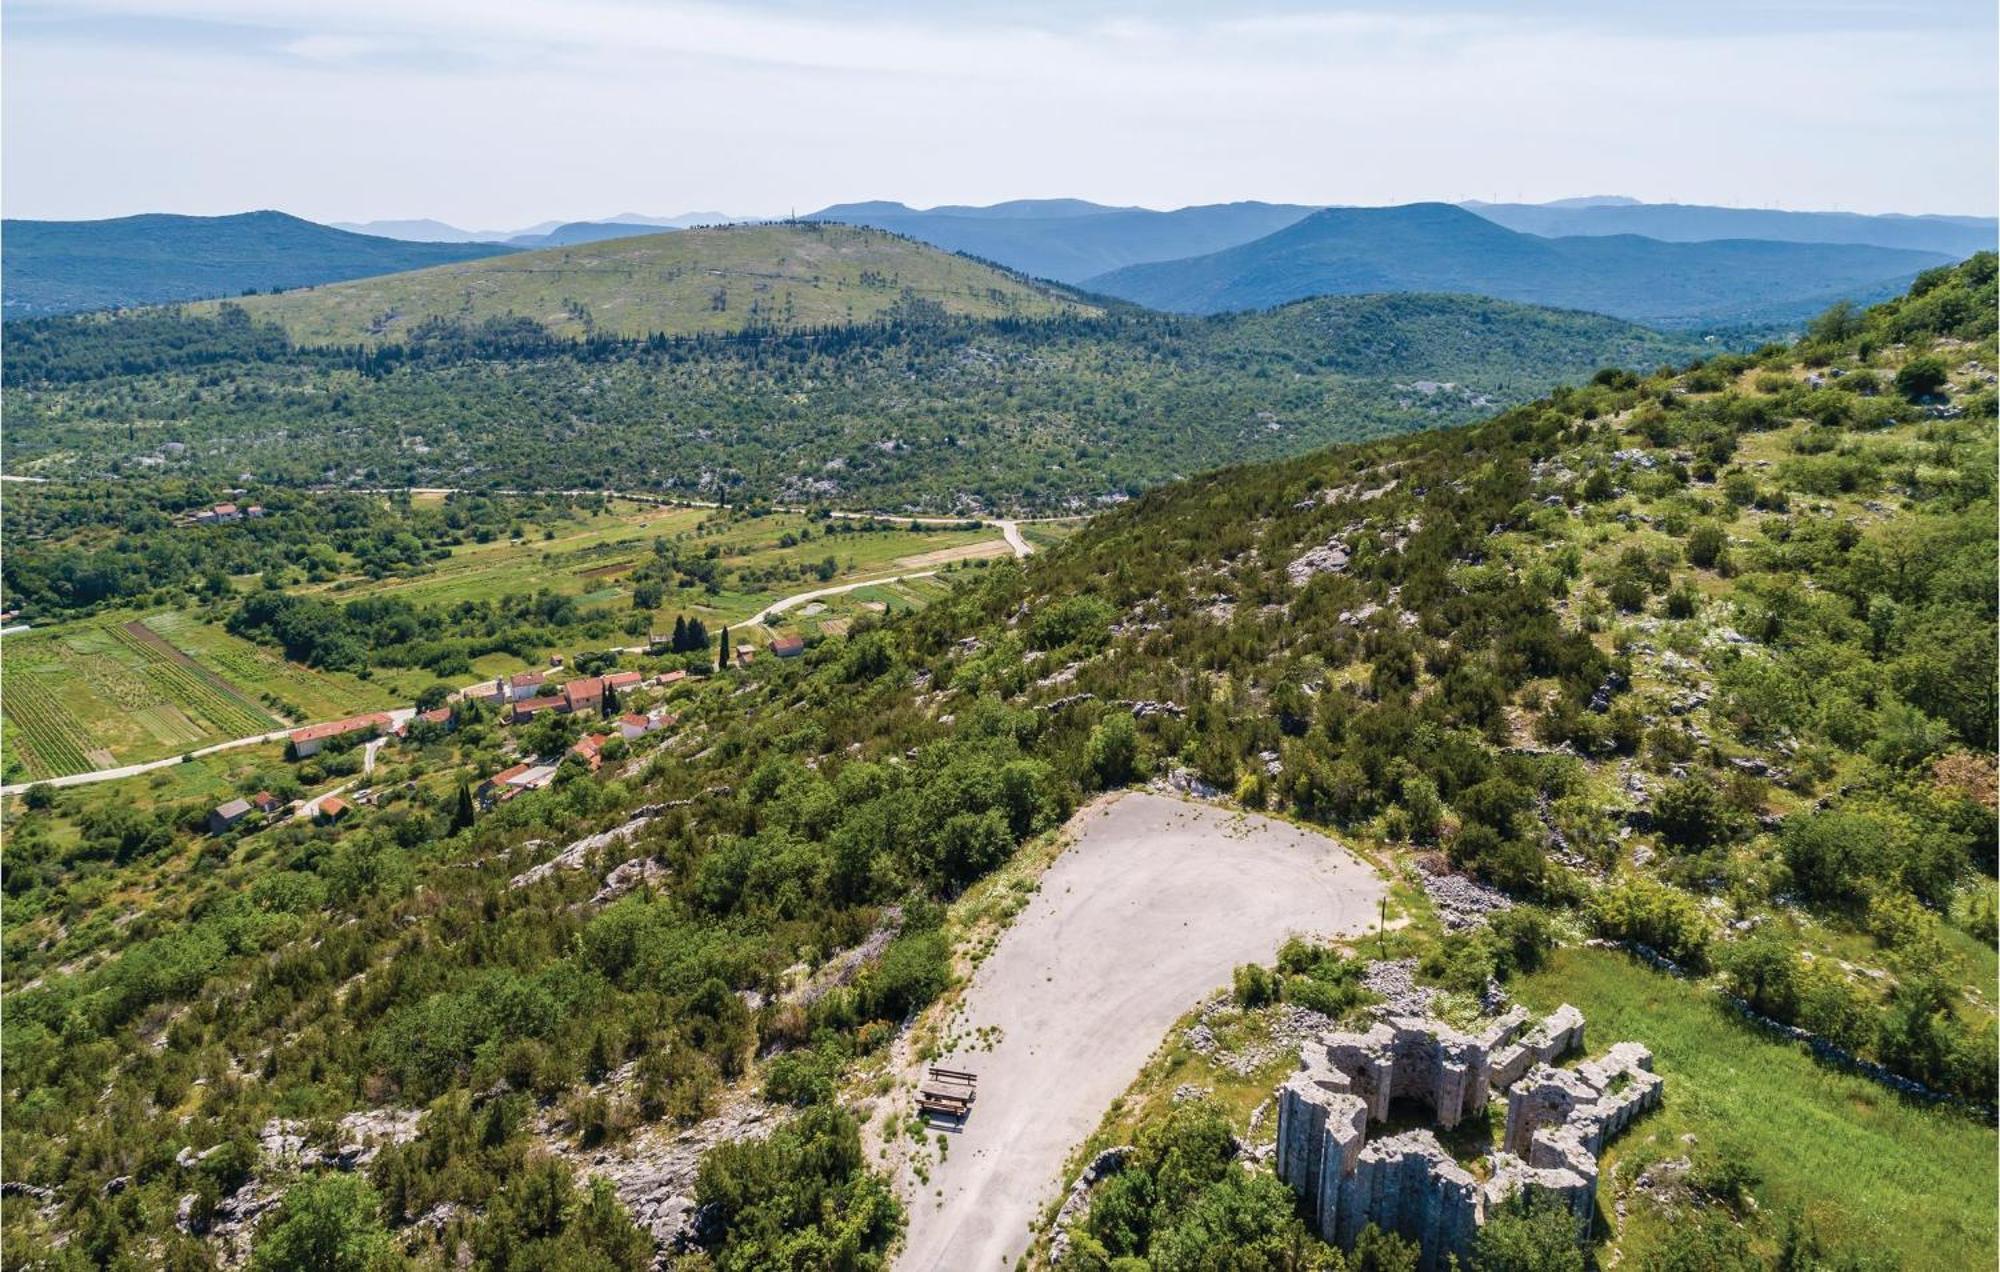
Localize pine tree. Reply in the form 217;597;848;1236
452;782;475;832
671;614;689;652
690;617;709;650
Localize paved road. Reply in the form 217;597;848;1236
895;792;1384;1271
0;708;415;798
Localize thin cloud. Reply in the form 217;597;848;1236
5;1;1993;222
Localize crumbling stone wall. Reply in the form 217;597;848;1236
1274;1007;1660;1270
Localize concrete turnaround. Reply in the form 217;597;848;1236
896;792;1384;1270
1274;1006;1661;1270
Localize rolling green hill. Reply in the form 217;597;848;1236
199;221;1093;343
0;211;517;318
4;293;1701;511
1086;202;1953;327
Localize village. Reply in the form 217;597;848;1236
202;629;810;834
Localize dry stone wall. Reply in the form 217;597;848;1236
1274;1006;1659;1270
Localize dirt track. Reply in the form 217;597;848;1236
894;791;1384;1270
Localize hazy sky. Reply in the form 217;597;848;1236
5;0;1995;226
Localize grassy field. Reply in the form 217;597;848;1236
312;499;1007;633
1512;946;1998;1269
202;223;1093;344
0;613;393;781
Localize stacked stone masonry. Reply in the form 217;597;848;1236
1275;1006;1660;1270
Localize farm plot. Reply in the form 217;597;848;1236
140;611;397;721
0;613;311;779
111;622;277;737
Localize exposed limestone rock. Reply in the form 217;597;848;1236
1274;1006;1659;1270
510;804;668;889
1287;539;1352;586
1413;863;1514;931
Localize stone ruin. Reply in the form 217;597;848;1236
1274;1005;1661;1270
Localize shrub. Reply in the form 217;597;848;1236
1472;1190;1584;1272
1893;355;1949;400
1232;962;1277;1009
1591;877;1710;968
251;1174;391;1272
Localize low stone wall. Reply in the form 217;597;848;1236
1274;1006;1660;1270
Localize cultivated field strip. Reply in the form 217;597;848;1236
112;622;278;737
2;669;96;777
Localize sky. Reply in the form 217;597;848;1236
5;0;1996;227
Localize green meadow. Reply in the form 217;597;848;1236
1511;946;1998;1270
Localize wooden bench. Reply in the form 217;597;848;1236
917;1092;973;1119
917;1066;978;1120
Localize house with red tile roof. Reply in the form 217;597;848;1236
511;695;563;723
250;790;284;815
506;671;548;702
603;670;643;691
290;712;393;758
561;676;605;715
570;733;608;772
316;796;352;823
770;635;806;658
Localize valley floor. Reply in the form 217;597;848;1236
892;792;1385;1270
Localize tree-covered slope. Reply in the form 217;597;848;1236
1;257;1991;1272
1086;202;1954;327
0;212;517;318
193;222;1094;344
2;294;1700;512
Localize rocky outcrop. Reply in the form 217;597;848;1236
1047;1146;1133;1264
1274;1006;1658;1270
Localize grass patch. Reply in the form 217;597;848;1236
1511;945;1997;1269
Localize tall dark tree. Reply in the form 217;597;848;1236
451;782;475;832
718;626;730;671
671;614;689;652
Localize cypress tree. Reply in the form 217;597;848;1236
452;782;475;832
718;626;730;670
671;614;689;652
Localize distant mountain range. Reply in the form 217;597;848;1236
1463;200;1995;257
8;197;1989;325
1;212;516;317
805;199;1319;283
331;212;752;245
1082;203;1955;328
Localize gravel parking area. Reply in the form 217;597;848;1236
896;791;1384;1270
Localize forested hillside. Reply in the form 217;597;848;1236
2;293;1700;513
0;212;516;318
2;257;1990;1270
